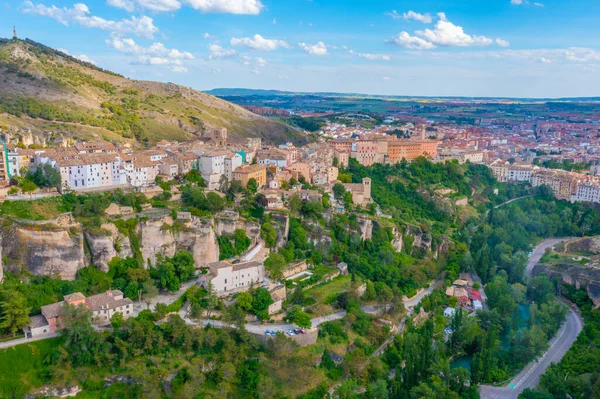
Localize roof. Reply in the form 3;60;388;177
234;164;267;174
41;301;64;319
29;314;49;329
86;290;132;312
446;286;469;298
64;292;86;302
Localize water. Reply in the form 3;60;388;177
450;305;530;371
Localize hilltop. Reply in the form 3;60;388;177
0;38;304;147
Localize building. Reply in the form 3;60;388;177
224;152;243;182
233;164;267;188
387;140;439;163
171;152;198;175
342;177;372;206
445;286;470;307
200;260;265;295
199;150;229;190
286;162;311;181
23;290;133;338
122;154;158;188
257;149;291;168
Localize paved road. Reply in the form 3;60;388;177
480;305;583;399
0;333;59;350
525;237;574;278
192;274;445;335
481;238;583;399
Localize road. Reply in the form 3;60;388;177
192;274;445;335
480;238;584;399
525;237;574;278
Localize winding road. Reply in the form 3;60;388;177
480;238;584;399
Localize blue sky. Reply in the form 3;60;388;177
3;0;600;98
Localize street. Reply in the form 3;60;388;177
480;237;584;399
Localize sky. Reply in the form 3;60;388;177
2;0;600;98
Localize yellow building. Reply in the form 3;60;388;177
233;164;267;188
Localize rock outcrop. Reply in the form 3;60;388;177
268;211;290;248
391;227;403;252
215;210;261;243
85;224;133;271
357;216;373;240
405;225;432;254
533;263;600;305
0;220;86;280
139;216;219;268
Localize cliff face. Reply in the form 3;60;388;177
0;213;220;281
85;224;133;272
0;222;86;280
533;263;600;305
138;216;219;268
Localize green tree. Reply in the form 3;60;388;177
288;305;312;328
265;252;287;281
246;178;258;193
110;312;124;329
261;223;278;248
20;180;37;195
0;290;31;336
332;183;346;200
343;191;353;208
289;193;302;214
237;291;253;311
252;288;273;320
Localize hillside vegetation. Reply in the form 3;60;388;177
0;38;304;146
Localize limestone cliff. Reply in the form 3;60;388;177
0;219;86;280
139;216;219;268
215;210;261;243
533;263;600;305
85;224;133;271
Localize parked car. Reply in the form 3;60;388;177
300;329;306;334
265;330;271;336
294;328;300;335
287;329;294;336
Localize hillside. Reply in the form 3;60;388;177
0;38;304;147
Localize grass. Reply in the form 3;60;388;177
305;275;351;305
0;197;67;220
0;338;61;397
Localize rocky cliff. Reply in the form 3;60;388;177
533;263;600;305
138;216;219;268
0;217;86;280
85;224;133;272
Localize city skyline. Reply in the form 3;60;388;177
3;0;600;98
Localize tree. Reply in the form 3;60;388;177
333;183;346;200
0;290;31;336
265;252;287;281
111;312;124;329
288;305;312;328
60;303;105;366
157;260;181;292
143;280;159;309
237;291;253;311
246;178;258;193
252;288;273;320
261;223;278;248
375;282;394;314
20;180;37;196
343;191;353;208
172;250;196;282
289;193;302;214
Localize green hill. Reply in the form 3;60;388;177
0;38;304;146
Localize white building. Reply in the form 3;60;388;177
572;181;600;203
224;152;243;182
200;261;265;295
121;154;159;188
43;152;127;192
200;150;229;190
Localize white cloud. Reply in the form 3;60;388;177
538;57;551;64
183;0;263;14
385;10;401;20
106;36;193;72
383;76;391;81
358;53;391;61
403;11;433;24
208;43;236;59
388;32;436;50
496;38;510;47
511;0;524;4
534;2;544;6
57;48;96;64
230;34;290;51
415;13;493;47
298;41;328;56
22;2;159;39
278;75;289;79
272;18;276;24
107;0;181;12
